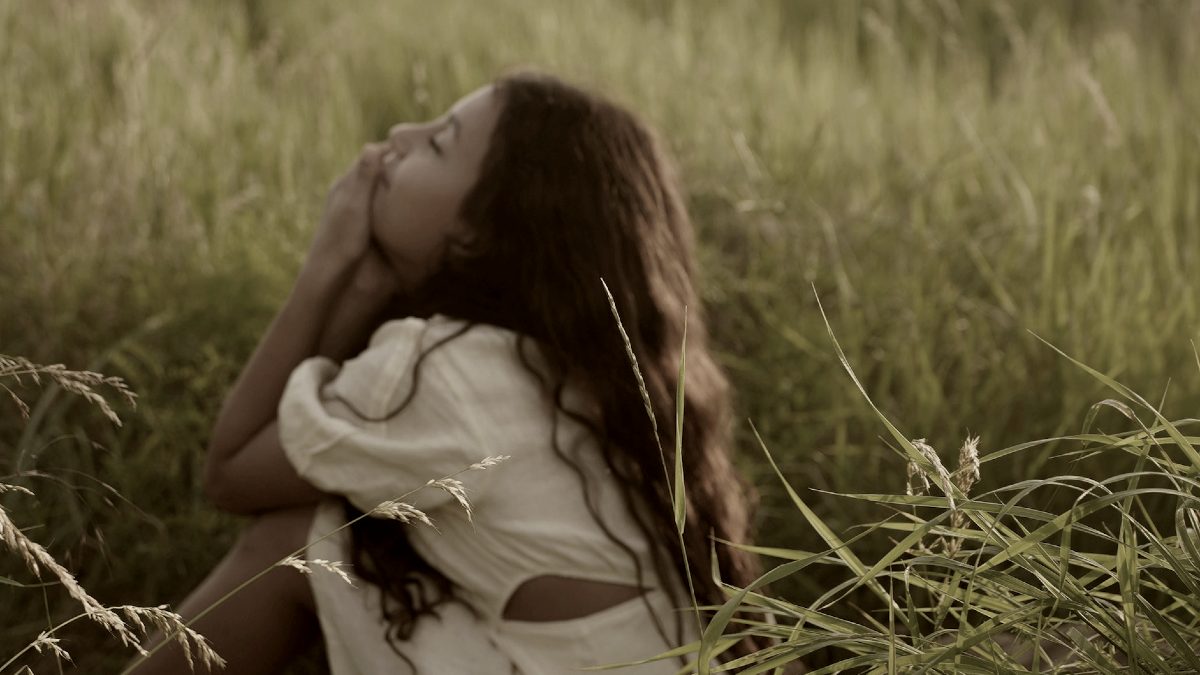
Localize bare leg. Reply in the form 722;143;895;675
126;505;321;674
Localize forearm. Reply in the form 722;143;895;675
205;264;351;476
316;283;400;363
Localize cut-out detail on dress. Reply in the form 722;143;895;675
501;574;646;622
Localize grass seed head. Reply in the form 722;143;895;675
469;454;510;470
371;500;435;528
427;477;471;521
910;439;956;509
119;605;225;671
30;631;72;663
953;435;981;497
0;503;131;640
277;555;354;586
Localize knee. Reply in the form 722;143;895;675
233;505;315;562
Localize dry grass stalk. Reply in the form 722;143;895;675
910;439;956;508
0;498;129;640
427;477;471;521
469;455;510;470
940;436;982;556
0;501;225;669
117;605;224;671
905;459;931;497
0;355;217;670
904;436;982;557
29;632;71;663
370;500;434;528
0;354;137;425
277;555;355;587
0;482;35;497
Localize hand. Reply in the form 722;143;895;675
303;143;387;278
316;245;404;361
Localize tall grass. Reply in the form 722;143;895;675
688;312;1200;672
2;0;1198;670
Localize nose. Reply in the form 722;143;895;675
387;121;440;155
387;123;424;155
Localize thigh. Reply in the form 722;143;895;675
126;505;320;674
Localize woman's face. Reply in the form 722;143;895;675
369;84;502;289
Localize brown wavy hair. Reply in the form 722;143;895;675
344;70;763;663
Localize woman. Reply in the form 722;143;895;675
131;71;760;673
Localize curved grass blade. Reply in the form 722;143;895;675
674;307;687;533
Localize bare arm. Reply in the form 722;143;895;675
203;145;398;514
315;246;406;363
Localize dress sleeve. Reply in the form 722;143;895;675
277;318;493;514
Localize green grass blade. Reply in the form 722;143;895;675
1033;332;1200;471
750;422;894;609
674;307;688;533
697;553;829;675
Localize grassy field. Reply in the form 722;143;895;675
2;0;1199;671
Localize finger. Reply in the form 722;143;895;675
356;143;386;179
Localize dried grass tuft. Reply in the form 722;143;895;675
370;500;434;528
426;477;471;521
29;632;71;663
0;499;130;640
0;354;136;425
469;454;510;470
117;605;225;671
277;555;355;587
909;438;957;509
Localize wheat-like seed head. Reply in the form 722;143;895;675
309;558;354;586
953;435;981;497
30;631;72;663
905;460;930;497
370;500;435;529
278;554;312;574
469;454;510;470
1;503;226;668
0;501;132;641
0;354;137;425
427;477;471;521
0;482;35;496
946;435;983;548
277;555;355;587
119;605;225;671
910;439;956;509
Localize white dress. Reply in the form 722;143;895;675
278;315;698;674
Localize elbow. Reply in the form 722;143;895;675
202;457;255;516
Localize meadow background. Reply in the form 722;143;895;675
2;0;1199;671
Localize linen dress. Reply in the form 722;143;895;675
278;315;698;674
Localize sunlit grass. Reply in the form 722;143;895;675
693;312;1200;672
3;0;1199;670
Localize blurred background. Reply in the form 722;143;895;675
2;0;1198;671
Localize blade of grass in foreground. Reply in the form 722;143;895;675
812;288;964;506
601;279;702;639
750;423;896;612
674;307;688;533
1033;332;1200;471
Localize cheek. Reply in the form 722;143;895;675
371;181;460;267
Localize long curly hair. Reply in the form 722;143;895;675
345;70;763;662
